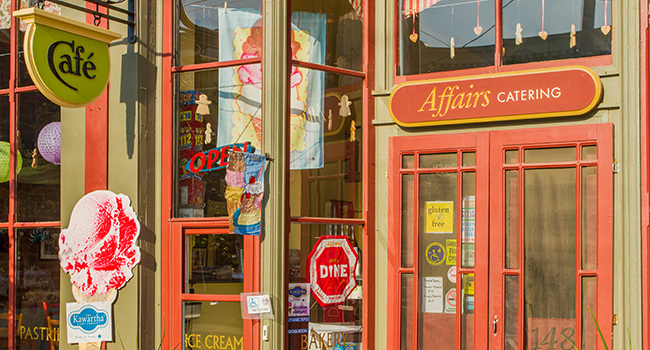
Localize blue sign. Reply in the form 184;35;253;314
288;285;308;299
68;304;109;333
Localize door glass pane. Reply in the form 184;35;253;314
462;172;475;268
582;145;597;161
505;170;519;269
524;167;576;350
402;155;415;169
420;153;457;169
16;92;61;222
0;19;8;90
461;273;475;350
502;0;611;65
524;147;576;163
16;227;61;349
504;275;519;350
505;150;519;164
582;167;597;270
418;172;457;350
462;152;476;167
185;234;244;294
403;174;414;268
287;223;363;350
581;277;597;350
0;228;7;346
183;301;243;350
401;274;413;350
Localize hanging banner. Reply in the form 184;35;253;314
216;9;326;170
225;151;266;235
389;66;602;127
13;7;121;107
307;235;359;307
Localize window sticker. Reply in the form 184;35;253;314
424;201;454;233
425;242;446;266
422;277;443;313
446;239;457;265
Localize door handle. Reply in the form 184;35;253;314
493;315;498;336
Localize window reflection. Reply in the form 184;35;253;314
502;0;611;64
398;0;495;75
16;93;61;222
289;69;363;218
15;227;60;348
0;96;8;223
291;0;364;71
185;234;244;295
177;0;263;66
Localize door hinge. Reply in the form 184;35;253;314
612;160;621;174
612;314;620;325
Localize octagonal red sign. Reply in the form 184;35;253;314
307;235;359;307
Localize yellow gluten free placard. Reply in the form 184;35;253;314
425;201;454;233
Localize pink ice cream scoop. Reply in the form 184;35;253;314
59;190;141;298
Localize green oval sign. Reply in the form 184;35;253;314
14;8;121;108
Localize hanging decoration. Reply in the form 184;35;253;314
225;151;266;235
601;0;611;35
515;0;523;45
570;24;577;48
538;0;548;40
31;149;38;169
515;23;523;45
37;121;61;165
473;0;482;35
450;5;455;59
0;141;22;183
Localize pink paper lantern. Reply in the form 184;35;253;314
37;122;61;165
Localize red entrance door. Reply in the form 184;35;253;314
388;124;613;350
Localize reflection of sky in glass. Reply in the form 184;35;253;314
414;0;495;49
503;0;611;38
182;0;261;30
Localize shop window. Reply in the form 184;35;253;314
287;223;363;350
289;69;363;219
397;0;612;75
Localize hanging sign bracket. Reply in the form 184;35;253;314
32;0;136;43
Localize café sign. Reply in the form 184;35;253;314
13;8;121;108
389;66;602;127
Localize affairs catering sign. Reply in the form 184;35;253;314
13;8;121;108
389;66;602;127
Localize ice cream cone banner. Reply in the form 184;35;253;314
61;190;141;347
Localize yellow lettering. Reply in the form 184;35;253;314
451;93;466;109
417;87;438;112
465;92;475;108
19;326;25;339
25;326;33;340
220;335;226;349
481;91;491;107
473;92;484;107
234;336;243;349
301;334;309;350
326;332;333;347
185;334;196;348
205;335;213;349
196;334;202;348
40;327;47;340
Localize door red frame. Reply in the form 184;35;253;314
168;221;260;350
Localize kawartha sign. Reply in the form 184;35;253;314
389;66;602;127
307;235;359;307
13;8;121;108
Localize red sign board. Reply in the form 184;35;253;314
389;66;602;127
307;236;359;307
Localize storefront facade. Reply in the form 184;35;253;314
1;0;650;349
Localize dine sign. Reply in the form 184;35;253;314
307;235;359;307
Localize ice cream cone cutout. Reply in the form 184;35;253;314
60;190;141;349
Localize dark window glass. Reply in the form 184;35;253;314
16;227;61;348
291;0;364;71
16;92;61;222
502;0;611;65
0;95;8;222
398;0;495;75
177;0;263;66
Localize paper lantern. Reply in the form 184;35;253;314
0;142;22;183
37;122;61;165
